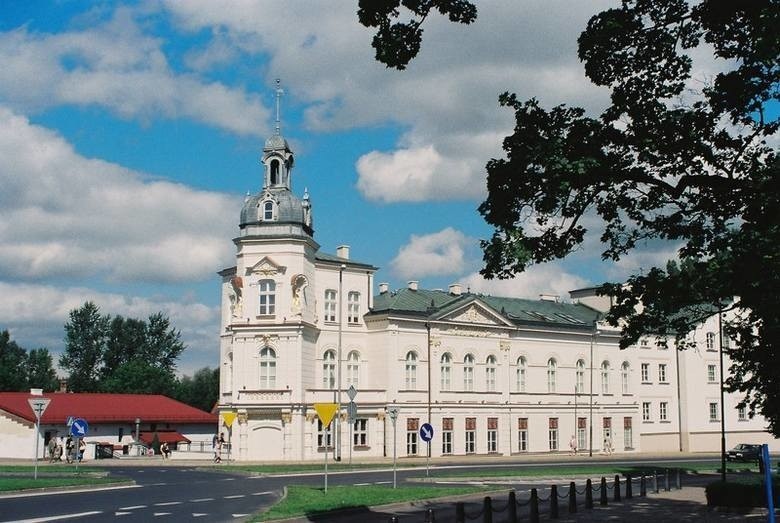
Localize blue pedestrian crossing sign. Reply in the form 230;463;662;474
70;418;89;437
419;423;434;442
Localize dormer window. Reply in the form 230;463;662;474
263;201;274;221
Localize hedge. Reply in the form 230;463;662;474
705;477;780;507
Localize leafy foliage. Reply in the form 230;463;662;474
60;302;108;392
358;1;780;433
175;367;219;413
0;330;31;391
357;0;477;69
26;348;60;392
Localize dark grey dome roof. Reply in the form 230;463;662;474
239;186;313;236
264;134;289;152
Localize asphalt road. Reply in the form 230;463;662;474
0;456;743;522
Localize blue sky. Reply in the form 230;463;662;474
1;0;704;375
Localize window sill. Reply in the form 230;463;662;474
658;381;670;385
353;445;371;450
660;420;671;424
641;381;653;385
347;322;362;327
317;446;335;453
642;420;654;424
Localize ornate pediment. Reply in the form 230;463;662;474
440;302;512;327
247;256;286;277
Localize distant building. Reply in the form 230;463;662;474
0;391;217;460
217;110;779;461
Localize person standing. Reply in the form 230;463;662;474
569;435;577;456
65;436;74;464
47;437;57;463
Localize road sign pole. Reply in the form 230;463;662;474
349;422;352;467
33;414;40;480
27;398;51;480
392;421;397;489
324;424;329;493
426;442;430;477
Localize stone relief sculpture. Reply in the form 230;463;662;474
291;274;308;315
229;276;244;318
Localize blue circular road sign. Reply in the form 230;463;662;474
70;418;89;438
419;423;434;442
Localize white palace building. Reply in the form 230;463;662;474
217;118;779;462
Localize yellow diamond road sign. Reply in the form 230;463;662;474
314;403;338;426
222;411;237;427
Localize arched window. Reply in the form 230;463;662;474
440;353;452;391
405;351;418;389
263;201;274;220
621;362;630;394
258;279;276;315
347;350;360;387
706;331;716;350
601;361;610;394
323;350;336;389
516;356;527;392
270;159;280;185
463;354;475;391
486;355;497;392
547;358;557;393
575;360;586;394
259;347;276;389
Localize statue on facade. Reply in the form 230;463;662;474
229;276;243;318
291;274;308;315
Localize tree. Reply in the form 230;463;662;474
360;2;780;433
100;359;178;396
175;367;219;412
60;302;109;392
142;313;185;374
101;316;147;381
26;348;60;392
0;330;28;391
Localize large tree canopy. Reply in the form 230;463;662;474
0;330;59;392
360;1;780;434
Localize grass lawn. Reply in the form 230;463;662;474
253;484;488;522
0;464;103;474
0;476;127;492
226;462;419;475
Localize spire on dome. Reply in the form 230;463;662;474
274;78;284;136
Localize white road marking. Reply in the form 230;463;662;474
221;477;236;481
190;498;214;502
114;512;131;516
224;494;245;499
119;505;146;510
154;502;182;506
0;484;140;500
153;512;171;517
192;514;208;518
232;514;249;518
354;482;371;486
10;511;102;522
252;491;274;496
374;481;391;485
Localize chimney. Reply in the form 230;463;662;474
30;388;43;396
449;283;462;296
58;378;68;393
408;280;419;291
539;294;560;302
379;282;389;294
336;245;350;259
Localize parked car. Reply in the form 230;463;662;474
726;443;761;462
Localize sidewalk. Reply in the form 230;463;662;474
273;484;777;522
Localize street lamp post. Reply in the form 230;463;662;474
135;418;141;456
589;328;598;457
335;264;345;461
719;311;726;482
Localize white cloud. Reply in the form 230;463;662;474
0;8;270;136
460;264;589;301
0;282;219;376
390;228;473;279
0;105;237;282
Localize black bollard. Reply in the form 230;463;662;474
653;470;659;493
550;485;559;519
585;479;594;509
568;481;577;513
530;488;540;523
600;477;608;506
626;474;633;498
676;468;682;489
664;469;670;491
389;517;399;523
508;490;517;523
483;496;493;523
614;475;621;502
425;508;436;523
640;473;647;497
455;501;465;523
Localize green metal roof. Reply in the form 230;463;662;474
315;251;377;270
370;288;602;328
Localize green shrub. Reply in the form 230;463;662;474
705;477;780;507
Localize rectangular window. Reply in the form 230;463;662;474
353;418;368;447
548;418;559;451
406;418;419;455
577;417;587;451
709;402;719;421
487;417;498;453
623;417;633;449
707;364;717;383
324;289;337;322
660;402;668;421
706;331;716;351
641;363;650;382
465;417;476;454
658;364;667;383
642;402;651;421
517;418;528;452
640;338;649;349
347;291;360;324
317;420;332;449
737;406;747;421
442;418;453;454
258;280;276;315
